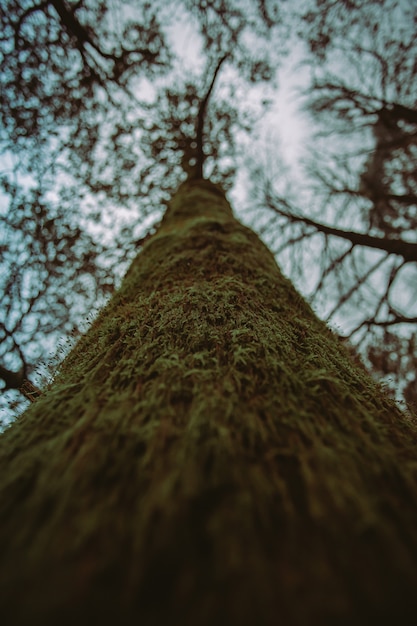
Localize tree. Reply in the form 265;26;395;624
1;3;417;621
255;0;417;406
1;176;417;625
0;0;282;423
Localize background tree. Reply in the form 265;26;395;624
0;0;173;420
253;0;417;407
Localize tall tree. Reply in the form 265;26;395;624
0;0;282;423
1;175;417;625
2;3;417;618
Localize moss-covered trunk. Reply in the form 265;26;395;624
1;179;417;625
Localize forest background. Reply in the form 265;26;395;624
1;0;416;427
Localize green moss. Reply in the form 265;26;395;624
1;179;417;625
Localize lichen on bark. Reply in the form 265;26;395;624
1;178;417;626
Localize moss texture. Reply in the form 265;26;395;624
1;178;417;625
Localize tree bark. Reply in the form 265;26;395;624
1;179;417;626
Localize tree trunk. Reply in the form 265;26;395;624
1;179;417;626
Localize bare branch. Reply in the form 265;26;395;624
195;55;228;179
265;194;417;263
326;253;390;322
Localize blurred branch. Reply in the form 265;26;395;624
314;244;354;293
0;364;24;391
264;192;417;263
0;326;42;403
0;363;42;402
12;0;168;87
325;253;390;322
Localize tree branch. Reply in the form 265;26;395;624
49;0;163;82
194;54;228;179
0;364;42;402
0;364;24;391
266;195;417;263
